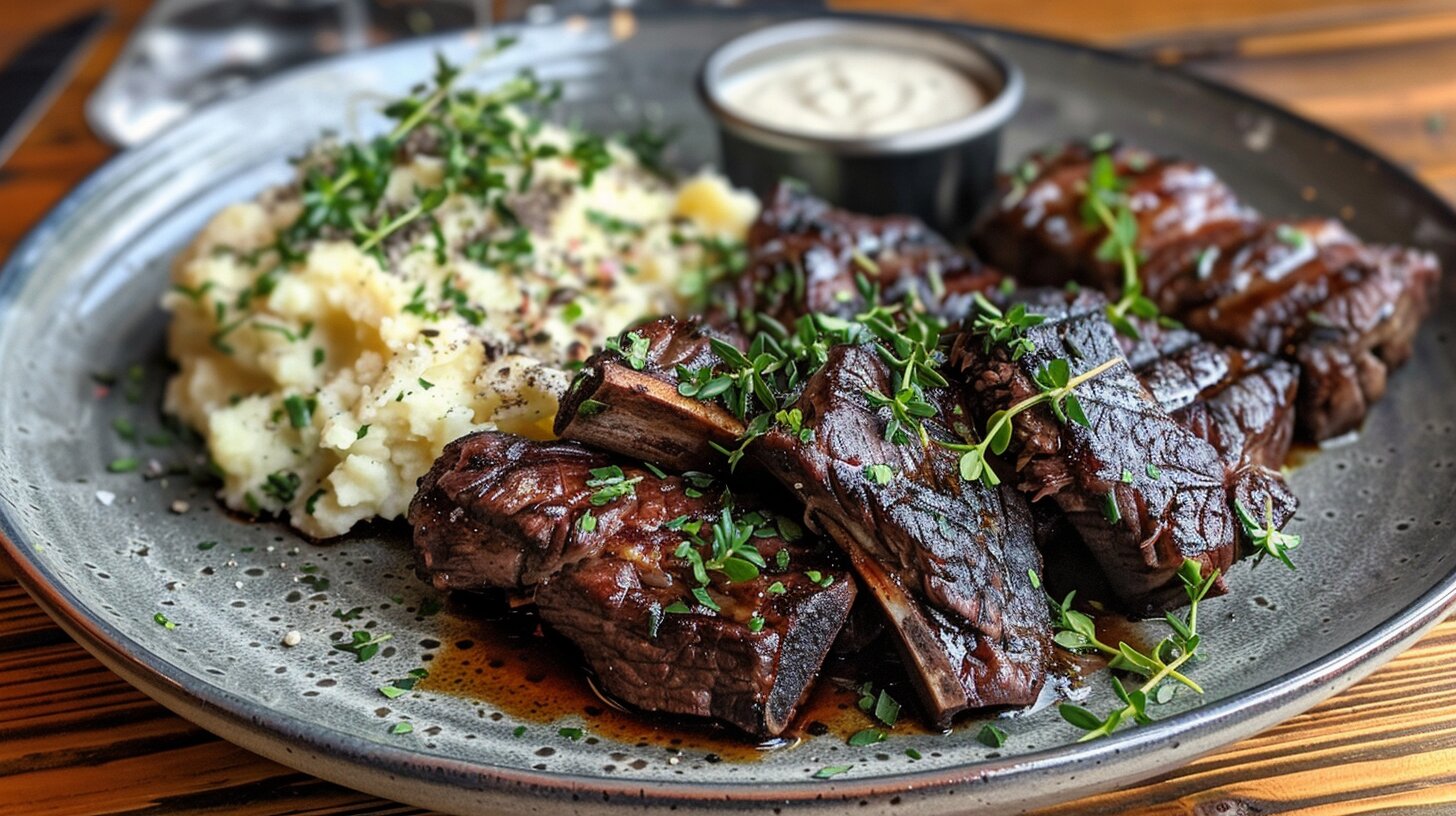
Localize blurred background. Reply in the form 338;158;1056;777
4;0;1456;212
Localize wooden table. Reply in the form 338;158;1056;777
3;1;1456;813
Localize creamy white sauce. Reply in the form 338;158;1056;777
720;46;985;139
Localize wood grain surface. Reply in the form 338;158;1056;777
2;1;1456;813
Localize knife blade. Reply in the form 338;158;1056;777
0;11;110;169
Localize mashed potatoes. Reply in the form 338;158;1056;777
164;85;757;538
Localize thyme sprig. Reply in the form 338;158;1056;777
286;44;544;257
1235;495;1301;570
1048;590;1201;694
672;507;768;585
1080;152;1163;340
1058;559;1218;741
854;294;949;447
941;356;1121;486
969;293;1046;360
688;279;951;465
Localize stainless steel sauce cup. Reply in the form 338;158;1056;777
697;18;1023;236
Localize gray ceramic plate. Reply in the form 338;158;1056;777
2;9;1454;815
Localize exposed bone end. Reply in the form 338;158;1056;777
555;361;745;473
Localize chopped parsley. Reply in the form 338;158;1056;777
977;723;1008;748
107;457;139;473
847;728;885;747
605;331;650;371
333;630;392;662
282;395;315;429
261;470;302;504
585;465;642;506
812;765;852;780
112;418;137;441
863;463;895;485
379;668;430;699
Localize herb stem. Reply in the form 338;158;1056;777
358;201;426;253
1087;194;1139;303
1076;648;1197;743
941;355;1123;485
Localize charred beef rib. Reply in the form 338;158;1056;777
717;182;1002;329
408;431;855;737
753;344;1051;726
975;142;1440;441
1119;313;1300;550
952;291;1239;613
554;316;745;473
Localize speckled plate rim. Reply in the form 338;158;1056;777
2;10;1455;815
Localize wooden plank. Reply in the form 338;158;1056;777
0;579;1452;813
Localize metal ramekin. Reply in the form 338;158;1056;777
697;18;1024;236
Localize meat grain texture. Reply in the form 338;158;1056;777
409;431;854;737
975;142;1440;440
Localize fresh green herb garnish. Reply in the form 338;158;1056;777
1102;490;1122;525
585;465;642;506
856;683;900;728
585;208;642;235
333;630;393;663
847;728;886;747
390;722;414;735
108;457;139;473
1275;224;1310;250
282;395;315;429
1235;496;1301;569
558;727;584;741
605;331;651;371
261;470;301;504
673;507;767;586
941;356;1119;486
812;765;852;780
1081;150;1162;339
577;510;597;532
977;723;1008;748
863;463;895;485
1057;559;1217;740
112;418;137;441
153;612;177;630
968;294;1045;360
380;668;430;699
